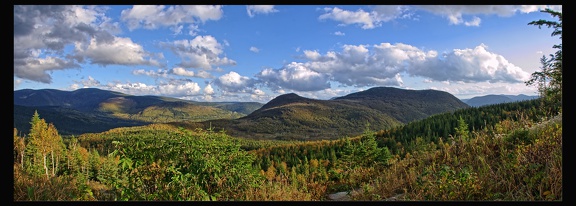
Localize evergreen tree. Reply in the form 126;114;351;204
455;116;470;141
526;9;562;108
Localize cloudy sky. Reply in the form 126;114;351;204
14;5;562;103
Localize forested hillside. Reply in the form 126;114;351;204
13;88;262;135
176;87;469;140
14;97;561;201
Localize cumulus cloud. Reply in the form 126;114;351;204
162;35;236;70
13;5;159;84
14;56;81;84
319;7;379;29
415;5;558;26
105;79;202;97
256;62;331;92
74;37;161;66
318;6;412;29
170;67;195;77
195;70;213;79
157;80;202;96
213;71;256;93
169;67;213;79
204;84;214;95
79;76;102;87
406;44;531;83
246;5;278;17
253;42;530;93
249;46;260;53
120;5;223;34
318;5;558;28
132;69;170;78
70;76;103;90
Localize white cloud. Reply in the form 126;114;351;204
171;67;195;77
211;42;530;95
214;71;256;92
14;56;81;84
204;84;214;95
120;5;223;33
406;43;531;83
258;42;530;92
319;7;380;29
132;67;213;79
246;5;278;17
334;31;345;36
256;62;331;91
415;5;557;26
157;81;202;96
318;6;412;29
250;46;260;53
13;5;130;83
195;70;213;79
163;35;236;70
80;76;102;87
70;76;103;90
318;5;559;29
74;37;161;66
464;16;481;26
104;79;202;98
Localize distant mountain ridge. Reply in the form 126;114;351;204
14;87;470;139
462;94;540;107
182;87;470;140
13;88;264;135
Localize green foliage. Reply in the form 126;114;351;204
454;116;469;141
375;99;559;156
526;8;562;108
108;127;264;200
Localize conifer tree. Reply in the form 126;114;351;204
526;9;562;108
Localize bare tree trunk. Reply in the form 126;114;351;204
51;151;55;177
43;154;49;179
56;156;59;176
20;149;24;169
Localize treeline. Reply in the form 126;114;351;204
14;97;561;200
376;98;560;155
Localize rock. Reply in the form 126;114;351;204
327;191;351;201
385;193;405;201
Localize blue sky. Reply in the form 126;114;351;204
14;5;562;103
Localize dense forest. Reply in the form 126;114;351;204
13;9;562;201
13;96;561;200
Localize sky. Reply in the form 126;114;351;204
13;5;563;103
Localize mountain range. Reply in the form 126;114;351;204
14;87;473;139
13;88;263;135
461;94;540;107
168;87;470;140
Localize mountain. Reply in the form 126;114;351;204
181;87;470;140
14;105;148;136
334;87;470;123
13;88;263;135
463;94;540;107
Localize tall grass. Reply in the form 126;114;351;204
351;113;562;200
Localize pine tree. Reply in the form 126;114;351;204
455;116;469;141
526;8;562;109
